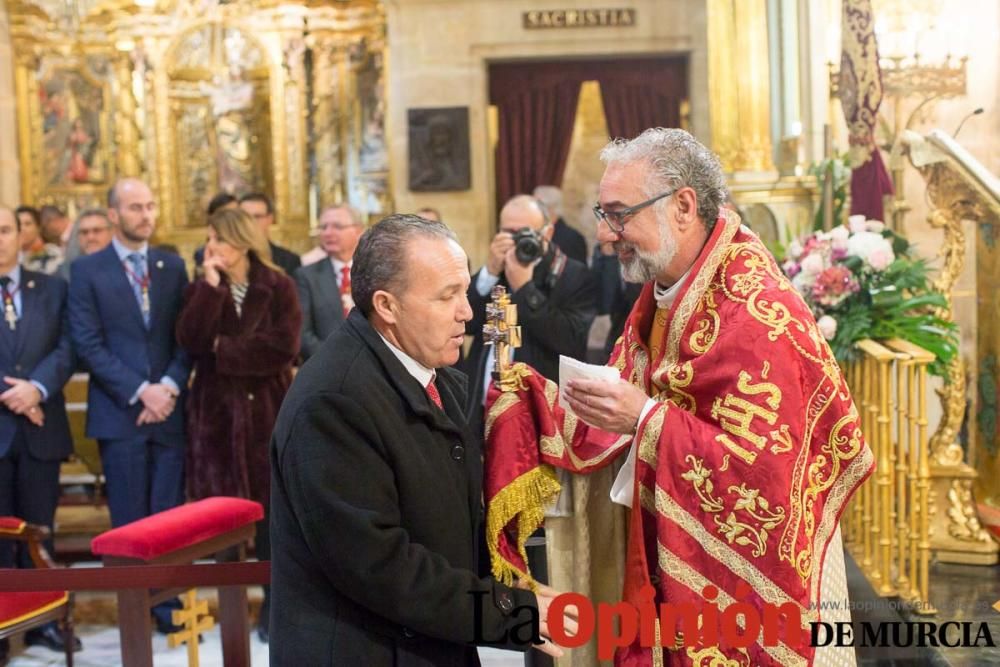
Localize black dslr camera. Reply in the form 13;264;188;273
508;228;544;265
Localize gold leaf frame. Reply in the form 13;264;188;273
15;53;116;211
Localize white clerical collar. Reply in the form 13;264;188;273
652;268;691;310
376;331;435;388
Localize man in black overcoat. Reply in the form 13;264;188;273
270;214;573;666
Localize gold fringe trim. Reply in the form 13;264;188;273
486;464;562;589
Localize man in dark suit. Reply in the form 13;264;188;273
464;195;596;425
533;185;587;265
68;178;191;633
294;203;364;360
0;206;80;655
270;215;573;666
239;193;301;276
591;245;644;358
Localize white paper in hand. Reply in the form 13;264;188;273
558;355;620;411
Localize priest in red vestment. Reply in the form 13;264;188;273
484;128;873;667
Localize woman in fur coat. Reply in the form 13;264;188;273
176;207;301;642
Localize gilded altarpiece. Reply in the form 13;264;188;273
8;0;389;256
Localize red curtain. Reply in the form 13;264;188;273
595;59;687;141
489;57;688;211
490;65;582;210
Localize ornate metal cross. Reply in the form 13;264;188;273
482;285;522;392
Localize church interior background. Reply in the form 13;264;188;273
0;0;998;665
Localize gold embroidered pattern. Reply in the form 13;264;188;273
685;645;750;666
808;448;874;603
657;544;808;667
679;455;725;513
648;486;815;624
782;395;862;582
717;484;787;558
720;242;834;371
710;367;785;466
662;212;741;374
638;403;667;469
673;461;788;560
484;392;520;441
665;361;697;412
689;291;721;356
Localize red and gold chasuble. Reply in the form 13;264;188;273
484;213;874;666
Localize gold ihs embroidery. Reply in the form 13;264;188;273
711;367;786;466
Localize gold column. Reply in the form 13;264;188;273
706;0;774;173
893;351;910;596
885;339;937;614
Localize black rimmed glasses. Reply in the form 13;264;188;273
592;189;675;234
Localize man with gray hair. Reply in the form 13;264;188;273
532;185;587;265
270;214;575;665
58;209;113;281
294;203;365;360
486;128;869;665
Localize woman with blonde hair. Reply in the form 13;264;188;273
175;207;301;642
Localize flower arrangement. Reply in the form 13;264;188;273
781;215;958;376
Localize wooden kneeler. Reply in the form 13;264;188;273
91;497;263;667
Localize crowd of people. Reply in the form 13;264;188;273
0;173;623;656
2;128;869;667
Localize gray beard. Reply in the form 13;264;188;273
619;232;676;284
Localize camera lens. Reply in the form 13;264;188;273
513;230;543;264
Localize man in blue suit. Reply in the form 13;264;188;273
68;178;191;633
0;206;80;655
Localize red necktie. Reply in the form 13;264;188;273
340;265;352;317
425;378;443;410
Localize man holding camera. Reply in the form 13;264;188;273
464;195;595;427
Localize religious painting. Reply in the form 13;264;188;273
166;23;273;228
37;59;111;188
408;107;470;192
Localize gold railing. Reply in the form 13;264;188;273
842;338;937;615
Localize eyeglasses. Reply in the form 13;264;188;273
592;189;675;234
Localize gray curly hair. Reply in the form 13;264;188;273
600;128;728;231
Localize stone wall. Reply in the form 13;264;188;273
383;0;708;268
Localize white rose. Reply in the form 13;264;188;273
848;215;867;234
866;220;886;233
829;225;850;250
817;315;838;341
800;253;825;276
788;239;804;258
846;231;883;260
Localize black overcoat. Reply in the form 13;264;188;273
269;311;537;666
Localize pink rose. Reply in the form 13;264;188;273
817;315;838;341
848;215;867;234
867;245;895;271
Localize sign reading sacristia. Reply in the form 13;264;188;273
522;8;636;29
